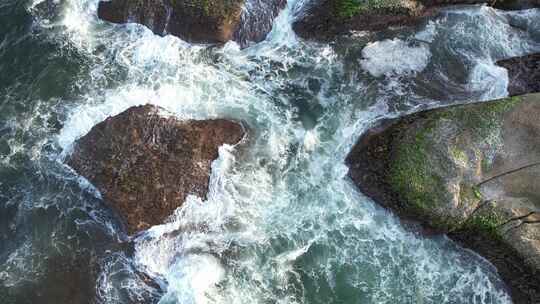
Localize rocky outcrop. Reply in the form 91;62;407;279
346;93;540;302
293;0;424;40
233;0;287;46
97;0;286;47
497;53;540;96
67;105;245;235
293;0;540;40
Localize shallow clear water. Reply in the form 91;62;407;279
1;0;540;303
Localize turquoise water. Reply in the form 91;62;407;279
1;0;540;303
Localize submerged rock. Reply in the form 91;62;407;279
67;105;245;235
497;53;540;96
293;0;540;40
346;93;540;302
97;0;286;47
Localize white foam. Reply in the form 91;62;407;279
248;0;303;53
468;61;509;100
302;129;319;152
360;39;432;77
158;254;225;304
415;20;440;43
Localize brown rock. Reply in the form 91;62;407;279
97;0;244;44
97;0;286;47
497;53;540;96
67;105;245;235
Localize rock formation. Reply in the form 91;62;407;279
67;105;245;235
497;53;540;96
97;0;286;47
233;0;287;46
293;0;540;40
346;93;540;302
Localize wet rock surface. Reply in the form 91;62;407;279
346;93;540;302
293;0;425;41
497;53;540;96
233;0;287;46
293;0;540;40
97;0;286;47
67;105;245;235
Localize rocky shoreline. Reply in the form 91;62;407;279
67;105;245;235
291;2;540;299
346;93;540;302
293;0;540;40
63;1;540;302
97;0;286;47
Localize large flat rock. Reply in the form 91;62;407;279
67;105;245;235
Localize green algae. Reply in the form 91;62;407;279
334;0;402;18
462;207;505;239
387;96;523;230
170;0;243;18
389;121;448;214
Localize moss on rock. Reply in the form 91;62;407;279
386;96;523;230
333;0;407;18
388;120;447;214
334;0;362;18
347;93;540;302
171;0;243;19
463;207;505;239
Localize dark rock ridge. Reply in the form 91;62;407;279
346;93;540;302
233;0;287;46
293;0;540;40
497;53;540;97
67;105;245;235
97;0;286;47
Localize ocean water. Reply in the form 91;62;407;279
1;0;540;303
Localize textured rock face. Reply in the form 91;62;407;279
97;0;286;47
346;94;540;302
293;0;540;40
233;0;287;46
497;53;540;96
67;105;245;235
293;0;423;40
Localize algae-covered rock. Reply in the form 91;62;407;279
293;0;540;40
346;93;540;302
97;0;286;47
67;105;245;235
293;0;422;40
